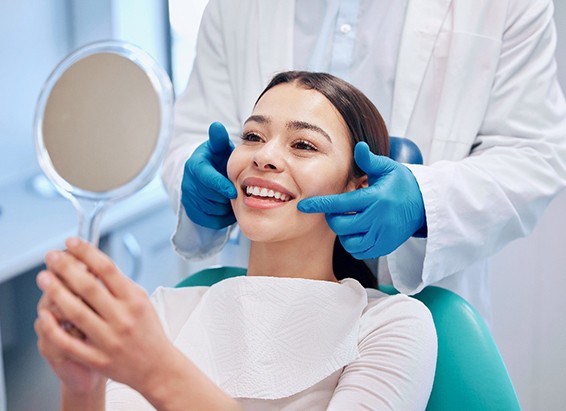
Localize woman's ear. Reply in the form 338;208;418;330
346;174;368;192
356;175;368;189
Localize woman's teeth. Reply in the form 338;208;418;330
246;186;290;201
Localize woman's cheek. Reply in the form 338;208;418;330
226;149;239;185
301;173;350;198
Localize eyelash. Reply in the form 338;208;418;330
240;132;319;152
292;139;317;151
240;132;263;143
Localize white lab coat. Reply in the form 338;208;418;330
161;0;566;319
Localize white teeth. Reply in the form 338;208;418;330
245;185;291;201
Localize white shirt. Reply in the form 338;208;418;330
106;276;437;410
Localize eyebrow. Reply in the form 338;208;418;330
244;115;332;143
287;120;332;143
244;114;270;125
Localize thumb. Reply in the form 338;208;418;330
354;141;395;180
208;122;234;155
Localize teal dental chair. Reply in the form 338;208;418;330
176;266;521;411
176;137;521;410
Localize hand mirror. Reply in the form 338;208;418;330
34;41;173;246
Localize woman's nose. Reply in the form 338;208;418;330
253;142;283;171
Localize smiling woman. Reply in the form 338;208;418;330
228;71;389;286
35;71;437;411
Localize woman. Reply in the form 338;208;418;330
35;71;437;410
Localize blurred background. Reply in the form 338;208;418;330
0;1;565;410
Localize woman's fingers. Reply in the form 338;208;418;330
36;269;114;349
64;237;134;299
38;237;173;389
35;308;110;372
37;292;65;321
43;251;119;323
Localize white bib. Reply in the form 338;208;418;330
173;276;367;399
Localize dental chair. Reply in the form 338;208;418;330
175;137;521;410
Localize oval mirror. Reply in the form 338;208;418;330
34;41;173;246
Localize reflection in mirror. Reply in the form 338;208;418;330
34;41;173;246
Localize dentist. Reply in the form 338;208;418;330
161;0;566;320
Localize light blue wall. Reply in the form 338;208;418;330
0;1;72;185
0;1;170;187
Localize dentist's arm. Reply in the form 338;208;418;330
298;142;426;259
160;0;244;259
181;122;237;230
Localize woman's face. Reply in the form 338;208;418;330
227;82;366;244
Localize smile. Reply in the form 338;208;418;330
245;185;292;202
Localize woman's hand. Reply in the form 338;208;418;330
36;237;241;411
35;237;177;396
35;293;107;396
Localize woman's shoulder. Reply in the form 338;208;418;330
359;288;436;341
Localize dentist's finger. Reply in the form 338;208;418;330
297;190;373;214
338;233;373;256
208;121;234;155
325;212;372;237
354;142;396;180
183;202;236;229
185;154;237;199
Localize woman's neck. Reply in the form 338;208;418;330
247;235;337;282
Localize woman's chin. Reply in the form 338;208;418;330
239;226;286;244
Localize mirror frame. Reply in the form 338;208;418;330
34;40;174;203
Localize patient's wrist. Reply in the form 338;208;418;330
141;347;240;411
61;380;106;411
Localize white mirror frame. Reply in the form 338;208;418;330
34;41;174;244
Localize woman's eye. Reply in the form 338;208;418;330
241;132;262;142
292;140;317;151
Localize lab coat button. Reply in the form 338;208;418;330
340;24;351;34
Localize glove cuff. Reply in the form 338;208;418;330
412;217;428;238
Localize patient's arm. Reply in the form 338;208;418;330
35;237;240;411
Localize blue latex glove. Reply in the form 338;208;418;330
298;142;426;259
181;122;237;229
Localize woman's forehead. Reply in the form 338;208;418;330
251;83;349;137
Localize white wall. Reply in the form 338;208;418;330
490;2;566;410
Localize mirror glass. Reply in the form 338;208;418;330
34;41;173;245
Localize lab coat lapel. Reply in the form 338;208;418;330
390;0;453;137
257;1;295;85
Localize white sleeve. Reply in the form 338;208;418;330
389;0;566;293
327;294;437;411
160;0;241;259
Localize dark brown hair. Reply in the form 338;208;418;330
256;71;390;288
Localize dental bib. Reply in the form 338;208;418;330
173;275;367;399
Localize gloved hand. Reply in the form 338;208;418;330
298;142;426;259
181;122;237;229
